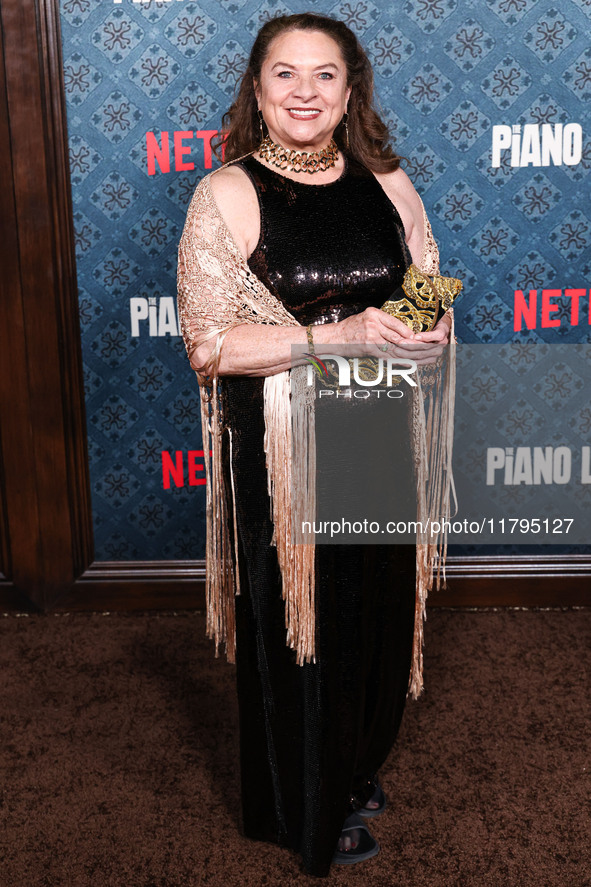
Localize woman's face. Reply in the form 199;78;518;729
255;29;351;153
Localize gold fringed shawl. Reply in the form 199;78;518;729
409;195;456;699
177;167;454;697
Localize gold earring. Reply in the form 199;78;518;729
342;112;349;151
258;109;264;143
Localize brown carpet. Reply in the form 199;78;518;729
0;608;589;887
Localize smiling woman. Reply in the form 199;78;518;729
177;10;452;878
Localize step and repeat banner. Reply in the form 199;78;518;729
58;0;590;560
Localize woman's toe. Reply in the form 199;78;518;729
338;830;360;852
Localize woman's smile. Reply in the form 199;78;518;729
287;108;322;119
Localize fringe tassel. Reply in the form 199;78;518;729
263;370;316;665
408;333;456;699
199;377;237;663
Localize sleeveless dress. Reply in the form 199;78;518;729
222;155;416;877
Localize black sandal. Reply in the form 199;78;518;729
353;776;387;819
332;812;380;865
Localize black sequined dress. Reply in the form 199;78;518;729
222;155;416;877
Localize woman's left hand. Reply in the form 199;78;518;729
385;313;451;365
413;313;452;345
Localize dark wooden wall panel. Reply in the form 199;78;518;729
439;555;591;607
0;6;45;594
0;0;589;615
38;0;95;579
0;0;93;608
48;556;590;614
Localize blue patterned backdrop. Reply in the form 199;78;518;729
59;0;591;560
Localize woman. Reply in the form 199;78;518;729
177;12;452;876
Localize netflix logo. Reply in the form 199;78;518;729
514;288;591;331
162;450;210;489
146;130;223;176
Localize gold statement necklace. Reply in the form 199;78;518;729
259;135;339;174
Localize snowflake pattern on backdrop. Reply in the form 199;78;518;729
58;0;591;559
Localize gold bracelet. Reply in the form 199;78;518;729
306;324;315;355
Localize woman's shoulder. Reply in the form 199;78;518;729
206;158;254;196
205;161;256;212
371;166;425;264
200;160;260;259
372;166;422;220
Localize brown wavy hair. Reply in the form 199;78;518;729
218;12;401;173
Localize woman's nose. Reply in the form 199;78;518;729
292;76;317;101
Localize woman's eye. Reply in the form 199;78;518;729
278;71;293;78
318;72;334;80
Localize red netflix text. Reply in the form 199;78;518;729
146;130;224;175
514;288;591;331
162;450;210;489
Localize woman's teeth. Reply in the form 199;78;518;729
289;109;320;117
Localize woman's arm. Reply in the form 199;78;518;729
188;305;433;376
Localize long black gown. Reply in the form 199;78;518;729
221;155;417;877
